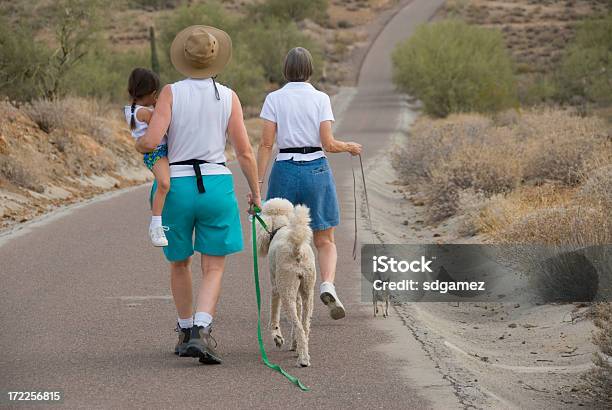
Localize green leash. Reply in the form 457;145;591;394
250;205;310;392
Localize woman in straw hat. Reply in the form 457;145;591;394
136;25;261;365
256;47;362;321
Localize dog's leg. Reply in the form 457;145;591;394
270;288;284;348
280;278;309;367
298;272;315;367
383;294;389;318
290;293;302;353
372;288;378;317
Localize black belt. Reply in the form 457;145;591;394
169;159;226;193
279;147;322;155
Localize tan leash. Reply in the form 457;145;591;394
352;154;376;259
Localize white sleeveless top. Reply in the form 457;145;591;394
124;105;168;145
168;78;232;177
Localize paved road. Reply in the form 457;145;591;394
0;1;446;408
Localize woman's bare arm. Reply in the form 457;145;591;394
227;91;261;208
319;121;362;155
135;85;172;153
256;120;276;185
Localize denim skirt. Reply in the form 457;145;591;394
266;157;340;231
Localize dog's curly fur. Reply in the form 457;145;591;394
256;198;316;367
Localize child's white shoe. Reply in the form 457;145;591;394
150;226;169;247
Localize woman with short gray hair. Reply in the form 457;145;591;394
257;47;362;319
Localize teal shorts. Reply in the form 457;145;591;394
150;174;244;261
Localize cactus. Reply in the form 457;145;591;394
149;26;160;75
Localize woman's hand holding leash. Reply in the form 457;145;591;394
247;192;262;214
346;142;362;156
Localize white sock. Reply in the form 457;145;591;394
194;311;213;328
178;317;193;329
150;216;162;229
320;281;335;291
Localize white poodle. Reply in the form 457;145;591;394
256;198;316;367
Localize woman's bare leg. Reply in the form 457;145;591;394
314;227;345;319
195;254;226;316
313;227;337;284
171;257;193;319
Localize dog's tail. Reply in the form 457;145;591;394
288;205;313;256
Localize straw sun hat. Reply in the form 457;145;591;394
170;25;232;79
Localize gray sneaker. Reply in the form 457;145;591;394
182;325;222;364
174;324;191;355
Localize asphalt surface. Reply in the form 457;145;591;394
0;1;446;408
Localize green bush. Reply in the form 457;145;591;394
556;14;612;106
221;45;266;107
392;20;517;117
239;17;323;84
256;0;329;24
0;17;49;101
63;42;149;102
128;0;182;10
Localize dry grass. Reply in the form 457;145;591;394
23;97;114;143
591;302;612;403
0;154;44;193
393;108;610;224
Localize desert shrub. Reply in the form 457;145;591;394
23;97;113;142
393;109;611;224
221;45;267;107
128;0;182;10
424;172;460;223
23;99;68;133
500;206;611;247
521;110;610;186
255;0;329;24
519;74;558;106
592;303;612;403
0;16;49;101
64;44;149;102
497;206;611;303
393;114;519;220
523;139;599;185
0;154;44;192
392;20;517;117
0;4;136;103
240;17;323;84
556;13;612;106
577;165;612;208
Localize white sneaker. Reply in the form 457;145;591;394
149;225;169;247
320;282;346;320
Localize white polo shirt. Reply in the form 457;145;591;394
260;82;334;161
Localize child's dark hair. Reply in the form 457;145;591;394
128;67;160;129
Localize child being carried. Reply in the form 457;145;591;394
124;67;170;247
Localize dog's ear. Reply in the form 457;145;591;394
263;198;294;216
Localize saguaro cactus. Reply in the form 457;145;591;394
149;26;160;75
